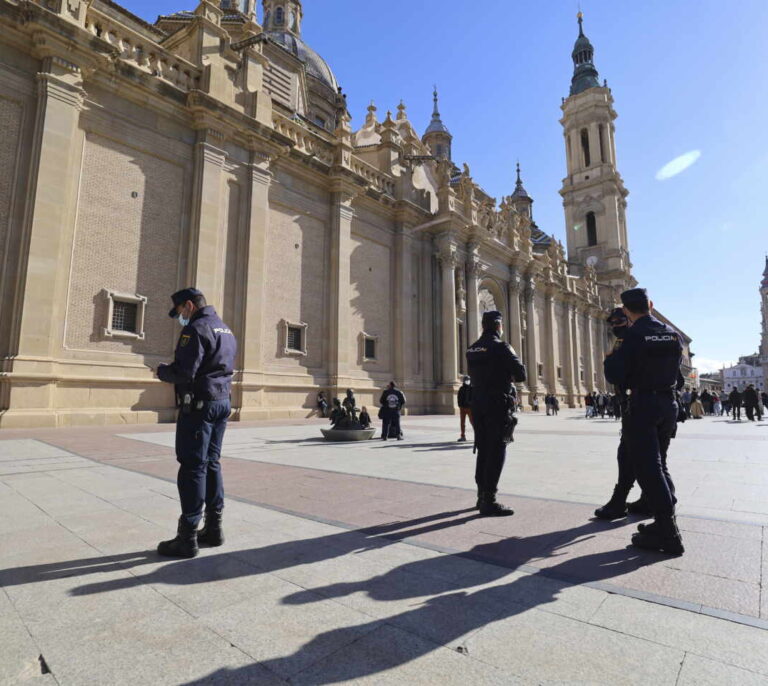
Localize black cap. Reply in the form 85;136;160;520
168;287;203;318
481;310;503;330
607;307;628;327
620;288;649;308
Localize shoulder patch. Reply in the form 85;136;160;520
180;334;191;347
613;339;622;351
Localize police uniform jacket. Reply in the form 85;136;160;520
457;384;472;408
466;331;526;413
157;306;237;401
380;388;406;411
603;315;682;392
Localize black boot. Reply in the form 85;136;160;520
636;520;660;535
593;485;629;520
478;491;514;517
475;488;482;510
631;516;684;555
197;509;224;547
158;516;199;558
627;496;652;517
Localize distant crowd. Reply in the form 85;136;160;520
681;386;766;422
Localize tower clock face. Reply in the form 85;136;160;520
586;256;599;267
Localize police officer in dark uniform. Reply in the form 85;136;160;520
604;289;684;554
467;310;526;516
155;288;237;558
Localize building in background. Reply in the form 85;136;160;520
722;355;764;393
0;2;689;426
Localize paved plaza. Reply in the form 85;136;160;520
1;409;767;684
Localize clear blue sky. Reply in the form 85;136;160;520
125;0;768;372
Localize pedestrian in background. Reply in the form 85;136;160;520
457;376;473;442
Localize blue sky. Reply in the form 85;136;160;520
125;0;768;371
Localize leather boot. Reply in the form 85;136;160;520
627;496;652;517
197;509;224;547
631;515;684;555
158;516;199;558
636;520;660;535
478;491;514;517
593;485;630;520
475;488;482;510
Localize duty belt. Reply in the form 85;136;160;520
629;388;674;395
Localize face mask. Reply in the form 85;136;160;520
177;315;189;327
464;380;470;385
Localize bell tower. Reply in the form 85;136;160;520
422;87;452;161
262;0;302;34
559;13;631;287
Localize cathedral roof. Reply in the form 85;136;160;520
265;31;338;91
569;13;601;96
511;162;531;199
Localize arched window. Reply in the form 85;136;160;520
586;212;597;246
275;6;284;24
580;128;590;167
598;124;606;163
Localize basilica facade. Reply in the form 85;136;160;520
0;0;691;427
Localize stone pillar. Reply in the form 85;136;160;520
507;267;523;356
562;298;576;405
3;57;86;426
572;304;584;400
437;241;459;387
584;309;595;391
393;221;414;387
524;276;539;395
327;185;355;397
544;289;559;393
466;253;481;345
237;151;272;417
188;128;227;303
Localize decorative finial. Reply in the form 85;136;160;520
577;10;584;35
397;99;407;120
432;85;439;116
516;160;522;184
365;101;378;126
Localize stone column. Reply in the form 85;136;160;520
544;289;559;393
437;241;459;387
237;152;272;417
562;297;576;405
584;309;595;391
466;254;481;345
393;221;414;387
188;128;227;303
327;186;355;398
524;276;539;395
5;57;86;426
507;267;523;356
572;304;584;400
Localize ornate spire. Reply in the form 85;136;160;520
512;161;530;199
762;255;768;289
424;86;451;137
569;11;601;96
396;100;407;121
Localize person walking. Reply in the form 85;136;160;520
379;381;405;440
584;392;593;418
712;392;722;417
155;288;237;558
551;395;560;416
467;310;526;516
457;376;473;442
744;384;762;421
729;387;742;420
604;288;684;555
689;390;704;419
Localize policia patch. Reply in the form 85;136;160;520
180;334;191;347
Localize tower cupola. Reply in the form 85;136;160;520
570;12;600;96
263;0;302;35
422;87;452;161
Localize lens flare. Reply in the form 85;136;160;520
655;150;701;180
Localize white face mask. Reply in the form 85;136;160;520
177;315;189;327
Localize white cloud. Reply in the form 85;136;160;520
656;150;701;181
694;357;735;374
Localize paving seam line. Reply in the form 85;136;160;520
27;438;768;634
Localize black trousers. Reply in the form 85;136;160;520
175;399;230;527
626;393;677;518
381;409;401;438
473;408;507;493
732;404;741;420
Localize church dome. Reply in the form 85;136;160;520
265;31;338;91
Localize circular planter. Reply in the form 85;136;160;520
321;428;376;442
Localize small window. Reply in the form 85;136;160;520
314;116;326;128
598;124;606;163
361;332;379;363
586;212;597;246
282;319;308;356
557;366;562;380
103;289;147;340
275;6;284;24
537;363;543;378
112;301;138;333
580;369;585;382
287;326;302;352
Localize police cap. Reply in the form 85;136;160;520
168;287;204;318
607;307;628;327
620;288;649;309
481;310;503;330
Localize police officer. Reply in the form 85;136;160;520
467;310;526;516
155;288;237;558
604;288;684;554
